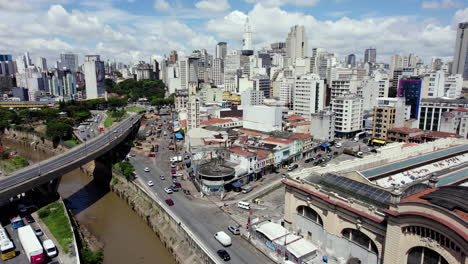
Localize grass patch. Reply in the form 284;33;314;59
104;112;129;128
63;139;80;148
124;106;145;113
37;202;73;253
0;156;29;173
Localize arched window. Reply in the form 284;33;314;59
407;247;448;264
341;228;378;255
296;205;323;226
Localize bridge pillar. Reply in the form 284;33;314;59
35;177;61;201
93;153;114;188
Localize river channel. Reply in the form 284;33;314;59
3;141;175;264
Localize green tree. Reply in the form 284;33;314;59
118;161;135;179
81;248;103;264
46;121;73;141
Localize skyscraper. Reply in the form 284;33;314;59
60;52;78;72
286;25;308;63
346;54;356;67
364;48;377;64
216;42;227;60
453;22;468;80
83;55;106;99
241;18;253;56
35;57;47;71
169;50;178;64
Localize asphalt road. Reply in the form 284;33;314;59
0;114;140;196
129;116;273;264
74;111;106;142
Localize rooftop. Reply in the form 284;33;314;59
198;159;236;177
238;128;264;137
453;107;468;112
290;133;312;140
388;127;422;133
262;137;294;144
285;114;305;121
229;146;256;157
290;121;311;126
200;118;233;126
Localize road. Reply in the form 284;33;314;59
0;114;141;197
74;111;106;142
129;115;273;264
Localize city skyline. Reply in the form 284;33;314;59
1;0;468;64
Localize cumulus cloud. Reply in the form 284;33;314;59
422;0;463;9
154;0;170;10
195;0;230;12
454;8;468;24
245;0;320;7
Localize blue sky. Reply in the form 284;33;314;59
0;0;467;64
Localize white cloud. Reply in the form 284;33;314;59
454;8;468;24
154;0;170;10
206;4;456;62
245;0;320;7
422;0;463;9
195;0;230;12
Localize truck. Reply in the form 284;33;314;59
343;148;363;158
353;131;368;142
214;231;232;247
17;225;45;263
10;216;24;229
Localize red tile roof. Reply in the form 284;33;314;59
200;118;233;125
389;127;422;133
291;133;312;139
442;112;455;117
262;137;294;144
255;149;271;160
290;121;311;126
411;131;462;139
285;114;305;121
239;129;264;137
228;147;256;157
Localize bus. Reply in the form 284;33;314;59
18;226;45;264
0;225;16;260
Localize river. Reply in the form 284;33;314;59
3;140;175;264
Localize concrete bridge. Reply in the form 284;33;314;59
0;114;142;201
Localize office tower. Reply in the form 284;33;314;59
251;74;270;98
398;77;422;119
331;94;364;134
179;57;199;92
212;58;224;86
453;22;468;80
216;42;227;60
270;42;286;55
187;97;200;129
364;48;376;64
83;55;106;99
60;52;78;72
286;25;307;62
431;58;443;71
371;97;405;140
0;55;15;75
293;74;325;118
346;54;356;67
170;50;178;64
135;61;155;81
241;18;253;56
241;88;264;106
152;59;160;80
35;57;47;71
0;55;12;61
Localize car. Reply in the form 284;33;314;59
287;164;299;171
147;181;154;187
43;239;57;257
174;182;182;188
281;173;288;179
126;154;132;159
228;225;240;235
335;143;342;148
172;178;178;184
183;189;191;195
316;154;322;158
113;130;118;133
160;175;165;180
24;214;35;223
34;227;43;236
217;249;231;261
241;186;253;194
171;163;176;168
170;185;179;192
18;203;27;213
304;157;315;163
148;153;155;157
144;167;150;172
165;199;174;206
90;129;94;132
174;173;183;177
164;187;173;194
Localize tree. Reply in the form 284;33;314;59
46;121;73;141
118;161;135;179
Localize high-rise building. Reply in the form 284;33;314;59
453;22;468;80
346;54;356;67
279;78;294;108
169;50;178;64
83;55;106;99
364;48;376;64
135;61;155;81
371;97;405;140
241;88;264;106
0;55;12;61
431;58;443;71
152;59;160;80
286;25;307;63
35;57;47;71
179;57;199;92
251;74;270;98
293;74;325;119
212;58;224;86
187;96;200;129
331;94;364;134
216;42;227;60
398;77;422;119
60;52;78;72
241;18;253;56
310;109;335;141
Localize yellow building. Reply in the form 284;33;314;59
223;91;241;105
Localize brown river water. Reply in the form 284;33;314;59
3;141;175;264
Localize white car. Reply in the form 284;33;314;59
43;239;57;258
147;181;154;187
164;187;173;194
160;175;165;180
144;167;150;172
335;143;342;148
126;154;132;159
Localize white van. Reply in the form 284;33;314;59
237;201;251;210
43;239;57;257
214;231;232;246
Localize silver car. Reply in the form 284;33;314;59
228;225;240;235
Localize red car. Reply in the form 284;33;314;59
148;153;155;157
165;199;174;206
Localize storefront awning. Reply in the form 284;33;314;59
175;133;184;139
231;181;244;188
372;139;386;144
321;143;331;148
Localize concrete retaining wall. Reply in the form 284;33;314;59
110;172;217;264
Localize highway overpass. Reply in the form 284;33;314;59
0;114;142;201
